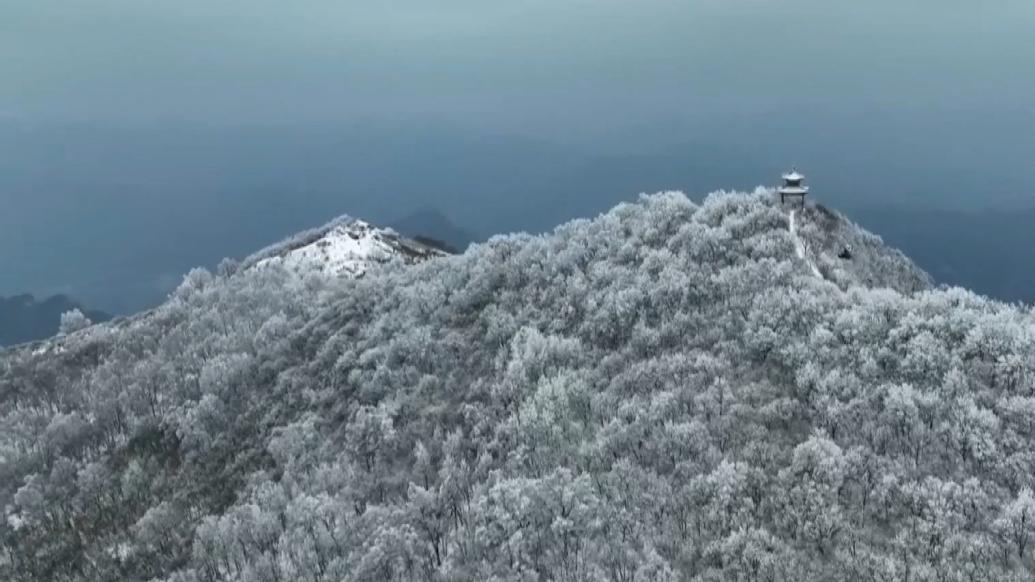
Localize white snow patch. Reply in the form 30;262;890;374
30;343;66;356
103;541;133;561
116;542;132;561
789;210;823;279
7;512;24;531
256;221;395;277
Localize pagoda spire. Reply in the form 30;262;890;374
778;167;808;206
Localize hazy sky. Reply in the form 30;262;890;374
6;1;1033;129
2;1;1034;311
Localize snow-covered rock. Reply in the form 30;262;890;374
244;216;446;278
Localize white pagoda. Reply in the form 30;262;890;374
778;168;808;206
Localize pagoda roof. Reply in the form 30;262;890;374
778;186;809;195
782;171;805;182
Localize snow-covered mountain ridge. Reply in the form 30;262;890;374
4;215;444;355
8;190;1035;582
243;216;447;277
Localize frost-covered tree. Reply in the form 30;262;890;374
58;307;92;335
4;189;1035;581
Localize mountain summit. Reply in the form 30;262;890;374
241;215;447;277
4;190;1034;582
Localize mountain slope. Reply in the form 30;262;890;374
241;215;446;276
792;203;932;293
6;216;440;358
4;190;1035;582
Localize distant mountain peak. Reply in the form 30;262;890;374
0;293;111;347
388;207;478;252
242;215;446;278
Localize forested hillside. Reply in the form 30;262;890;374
3;190;1035;581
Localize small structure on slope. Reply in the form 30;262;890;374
778;168;809;207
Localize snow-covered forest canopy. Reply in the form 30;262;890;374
3;190;1035;581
